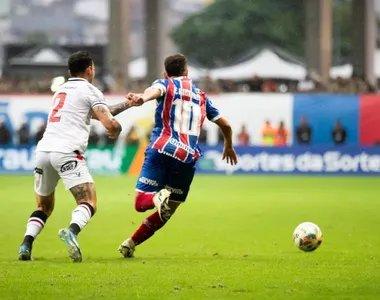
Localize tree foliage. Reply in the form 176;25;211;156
172;0;304;68
171;0;363;68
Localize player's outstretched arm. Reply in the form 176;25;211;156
108;101;132;116
128;87;162;106
91;101;132;120
215;117;238;165
92;104;122;140
141;87;162;102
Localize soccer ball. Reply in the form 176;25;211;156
293;222;323;252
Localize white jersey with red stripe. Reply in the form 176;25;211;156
149;76;221;163
36;78;106;154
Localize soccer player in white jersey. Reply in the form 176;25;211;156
18;51;131;262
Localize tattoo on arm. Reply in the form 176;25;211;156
92;104;122;134
70;183;94;202
108;102;131;116
92;104;115;120
92;102;129;120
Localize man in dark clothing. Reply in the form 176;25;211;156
0;121;12;145
332;120;347;145
88;126;100;146
198;129;208;144
35;123;46;144
296;116;312;145
18;123;30;145
249;75;263;92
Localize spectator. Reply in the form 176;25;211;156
218;79;236;92
18;123;30;145
35;123;46;144
88;126;100;146
332;120;347;145
297;75;316;92
274;121;289;146
237;125;250;145
199;75;220;94
125;126;139;146
365;80;377;93
296;116;312;145
261;120;276;146
218;128;224;144
198;129;207;144
0;121;12;145
248;75;263;92
261;79;277;93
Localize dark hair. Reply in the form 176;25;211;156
164;54;187;77
68;51;93;76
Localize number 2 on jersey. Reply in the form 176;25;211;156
49;93;67;123
173;99;201;136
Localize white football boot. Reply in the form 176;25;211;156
58;228;82;263
118;238;135;258
153;189;171;222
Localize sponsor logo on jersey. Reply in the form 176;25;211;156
169;138;195;155
138;176;159;187
164;185;184;195
60;161;78;173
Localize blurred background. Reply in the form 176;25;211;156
0;0;379;176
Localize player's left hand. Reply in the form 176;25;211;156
126;93;144;107
222;145;238;165
106;124;122;139
106;130;119;140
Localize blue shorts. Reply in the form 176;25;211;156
136;148;196;202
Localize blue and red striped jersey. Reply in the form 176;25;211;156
149;76;221;163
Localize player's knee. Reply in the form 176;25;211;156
135;192;147;212
70;183;97;212
134;202;144;212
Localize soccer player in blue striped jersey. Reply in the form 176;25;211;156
118;54;237;257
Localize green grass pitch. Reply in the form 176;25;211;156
0;175;379;300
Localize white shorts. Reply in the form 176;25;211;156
34;151;94;196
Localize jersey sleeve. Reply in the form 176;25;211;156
86;84;107;108
151;79;168;98
206;97;221;122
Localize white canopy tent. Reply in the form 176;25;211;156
128;57;206;80
209;49;307;81
128;49;380;82
329;64;353;79
330;49;380;78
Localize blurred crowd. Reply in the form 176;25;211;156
0;76;52;94
0;121;47;146
229;117;349;147
0;74;377;94
0;122;119;147
0;116;372;147
197;75;377;94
